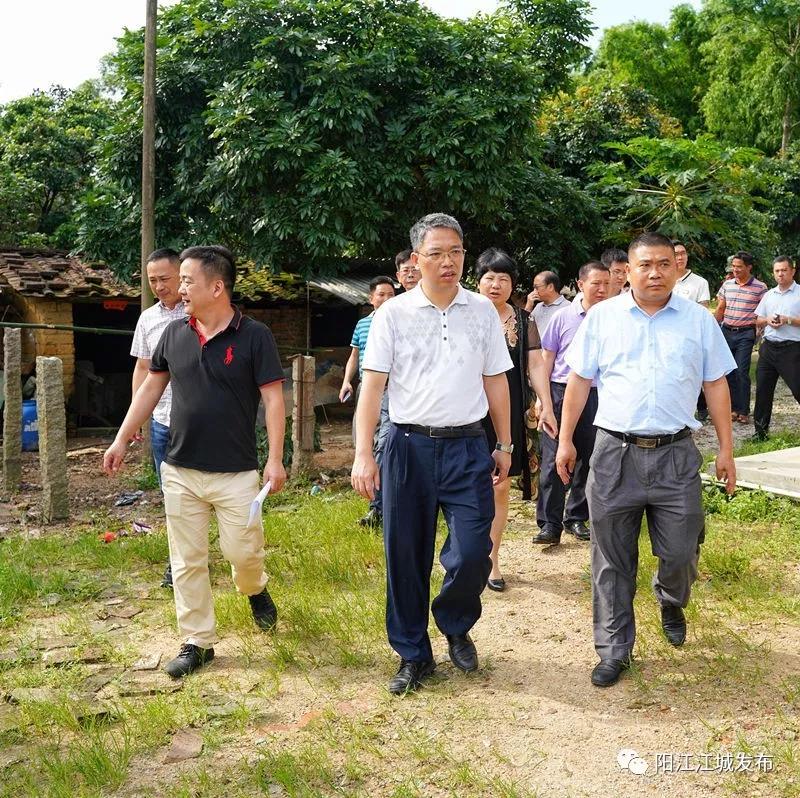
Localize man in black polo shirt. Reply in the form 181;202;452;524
103;245;287;677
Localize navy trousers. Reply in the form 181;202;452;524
537;383;598;532
382;424;495;662
722;326;756;415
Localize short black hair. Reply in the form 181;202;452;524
733;250;754;268
147;247;180;265
179;245;236;294
671;239;686;249
578;260;609;281
600;248;628;267
475;248;518;290
395;249;413;269
774;255;795;269
369;275;395;293
535;270;562;292
628;232;675;256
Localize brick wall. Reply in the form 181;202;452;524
16;297;75;396
247;306;306;363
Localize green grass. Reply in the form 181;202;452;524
1;478;799;797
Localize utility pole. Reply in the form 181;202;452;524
141;0;157;310
140;0;157;461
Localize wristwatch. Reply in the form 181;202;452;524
495;442;514;454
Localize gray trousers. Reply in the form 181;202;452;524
587;429;705;662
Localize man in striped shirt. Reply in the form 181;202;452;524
715;251;767;423
339;275;396;527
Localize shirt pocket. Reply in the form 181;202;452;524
657;333;703;383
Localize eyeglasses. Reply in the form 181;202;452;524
397;267;420;275
416;248;466;264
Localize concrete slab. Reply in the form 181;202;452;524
707;446;800;498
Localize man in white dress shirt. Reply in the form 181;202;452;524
130;248;187;587
753;256;800;439
351;213;512;695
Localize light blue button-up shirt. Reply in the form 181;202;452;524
754;282;800;342
566;291;736;434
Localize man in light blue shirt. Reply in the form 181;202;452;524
554;232;737;689
753;255;800;439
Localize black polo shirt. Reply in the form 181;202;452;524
150;307;284;472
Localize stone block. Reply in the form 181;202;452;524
3;328;22;493
36;356;69;522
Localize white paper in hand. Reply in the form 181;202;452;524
248;481;271;527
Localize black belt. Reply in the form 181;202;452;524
397;422;484;438
761;338;800;347
600;427;691;449
722;323;755;331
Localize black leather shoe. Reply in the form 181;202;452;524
446;633;478;673
565;521;590;541
590;658;630;688
161;563;173;589
249;588;278;631
164;644;214;678
388;659;436;695
358;509;382;528
532;529;561;545
487;577;506;592
661;605;686;647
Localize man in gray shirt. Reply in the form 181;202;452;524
526;271;568;337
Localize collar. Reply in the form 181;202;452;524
623;289;682;315
678;270;693;283
546;294;567;307
160;300;186;314
573;298;589;317
186;305;243;333
775;281;799;295
410;283;469;309
735;276;755;287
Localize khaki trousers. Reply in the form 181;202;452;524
161;462;267;648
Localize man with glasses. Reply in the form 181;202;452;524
600;249;629;297
671;241;711;421
395;248;421;292
671;241;710;307
352;213;512;695
526;270;567;337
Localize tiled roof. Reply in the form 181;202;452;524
0;249;138;300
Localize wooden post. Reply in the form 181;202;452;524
291;355;315;477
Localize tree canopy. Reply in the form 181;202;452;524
0;0;799;283
0;85;111;248
74;0;598;279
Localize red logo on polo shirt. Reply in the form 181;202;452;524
224;346;234;365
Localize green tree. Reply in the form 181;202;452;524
588;136;778;278
0;84;112;247
503;0;594;92
701;0;800;156
539;76;681;178
588;6;710;135
78;0;597;279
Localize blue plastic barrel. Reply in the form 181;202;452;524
21;399;38;451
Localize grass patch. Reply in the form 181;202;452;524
2;476;800;796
